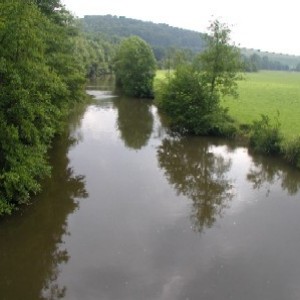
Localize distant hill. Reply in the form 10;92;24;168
81;15;300;71
81;15;205;52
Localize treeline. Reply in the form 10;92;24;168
81;14;300;72
82;15;205;52
242;48;300;71
81;15;204;68
76;33;117;78
243;54;290;72
0;0;115;215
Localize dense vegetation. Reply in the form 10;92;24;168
0;0;102;216
156;69;300;168
82;14;205;65
81;15;300;71
114;36;156;98
155;20;243;136
243;53;290;72
2;4;300;216
242;48;300;70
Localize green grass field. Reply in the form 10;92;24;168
155;70;300;140
223;71;300;140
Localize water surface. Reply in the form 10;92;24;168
1;79;300;300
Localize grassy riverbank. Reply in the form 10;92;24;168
223;71;300;140
155;70;300;141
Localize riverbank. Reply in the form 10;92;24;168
2;80;300;299
156;70;300;140
154;70;300;168
222;71;300;140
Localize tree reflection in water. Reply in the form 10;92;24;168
247;152;300;195
0;109;88;300
114;97;153;150
157;136;234;232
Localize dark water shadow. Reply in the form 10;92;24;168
247;150;300;196
113;97;154;150
0;107;88;300
86;75;115;91
157;136;234;232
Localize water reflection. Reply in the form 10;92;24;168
157;136;234;232
86;75;115;92
247;152;300;195
0;114;88;299
114;97;154;150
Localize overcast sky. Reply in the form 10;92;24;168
61;0;300;56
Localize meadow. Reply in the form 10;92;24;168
155;70;300;141
223;71;300;140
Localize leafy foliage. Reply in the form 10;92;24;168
82;15;205;53
0;0;86;215
241;48;300;71
197;20;243;98
243;53;290;72
114;36;156;98
249;114;282;154
282;137;300;168
155;20;241;137
156;65;217;134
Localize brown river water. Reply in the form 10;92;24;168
1;78;300;300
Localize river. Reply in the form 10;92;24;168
1;78;300;300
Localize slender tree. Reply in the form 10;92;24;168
199;19;243;98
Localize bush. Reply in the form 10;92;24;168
155;65;235;136
249;114;282;154
282;137;300;168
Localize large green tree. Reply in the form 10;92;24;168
0;0;86;215
114;36;156;98
156;19;242;136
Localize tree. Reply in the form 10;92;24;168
114;36;156;98
198;19;243;98
156;19;242;136
156;64;222;135
0;0;86;215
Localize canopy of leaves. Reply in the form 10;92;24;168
0;0;86;215
114;36;156;98
156;20;241;136
82;15;205;52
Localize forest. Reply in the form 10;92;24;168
81;14;300;71
0;1;115;215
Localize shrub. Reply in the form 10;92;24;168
282;136;300;168
249;114;282;154
155;65;236;136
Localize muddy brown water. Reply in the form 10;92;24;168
1;78;300;300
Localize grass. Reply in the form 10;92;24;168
155;70;300;141
222;71;300;140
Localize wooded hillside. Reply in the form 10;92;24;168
81;15;205;53
81;15;300;71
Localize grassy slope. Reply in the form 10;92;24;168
223;71;300;140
